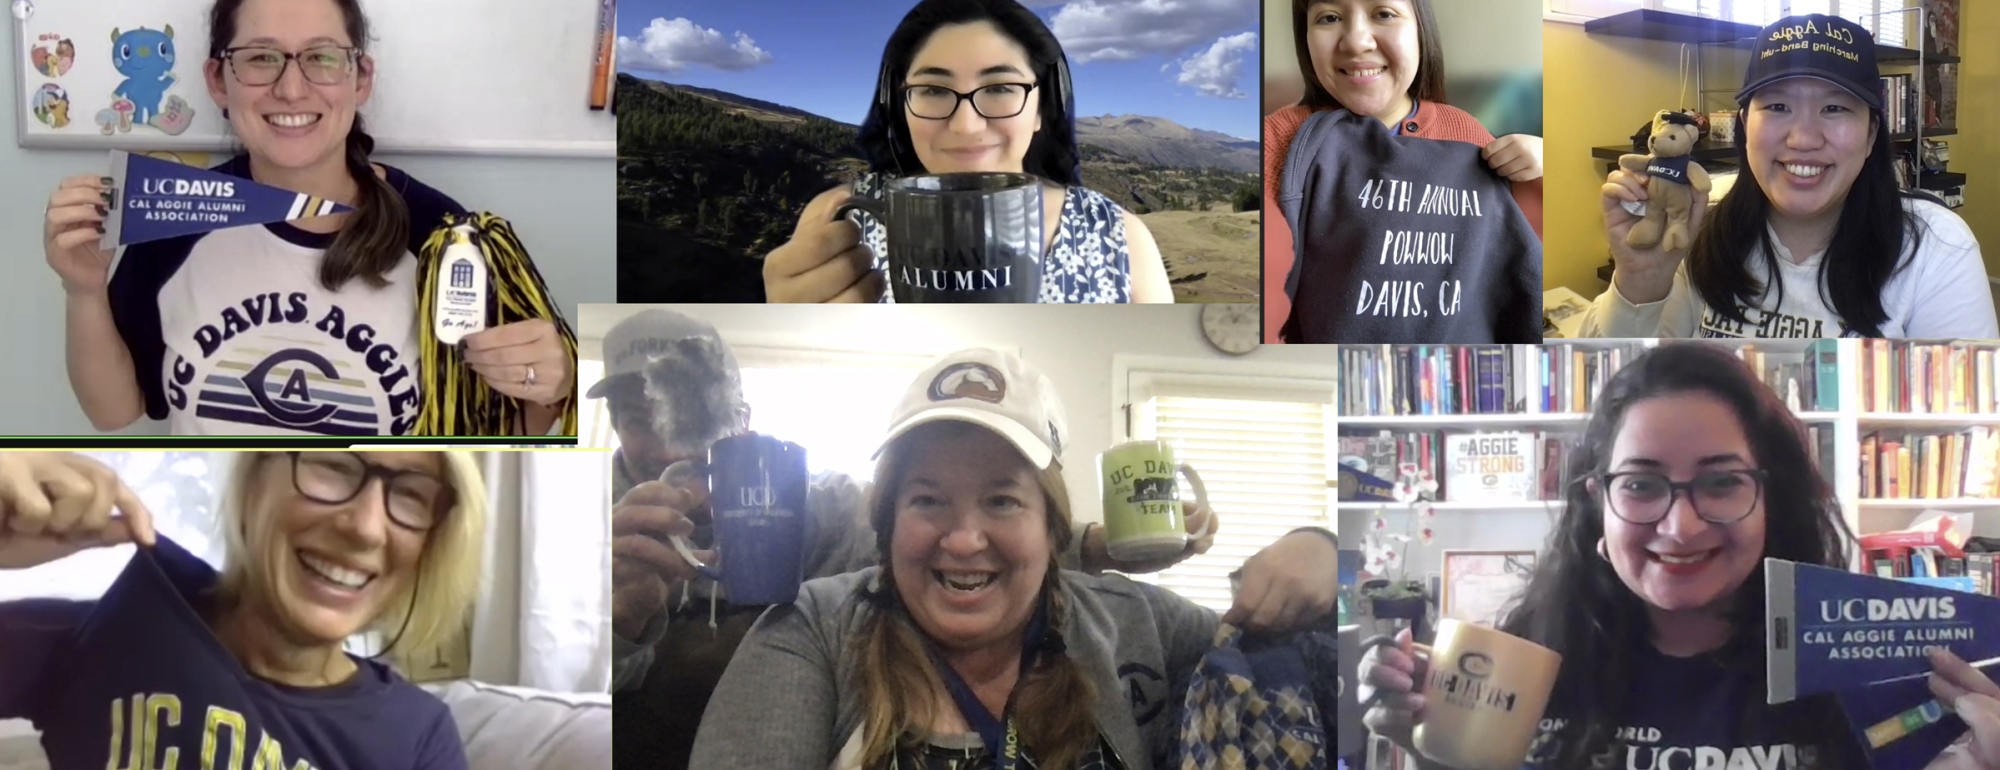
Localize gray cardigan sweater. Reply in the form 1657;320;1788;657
686;567;1221;770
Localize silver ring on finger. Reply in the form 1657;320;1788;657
525;364;537;387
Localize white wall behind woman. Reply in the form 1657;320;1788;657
579;304;1338;528
0;46;613;435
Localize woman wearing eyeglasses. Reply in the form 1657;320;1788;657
762;0;1174;304
0;450;485;769
40;0;572;437
1357;343;2000;769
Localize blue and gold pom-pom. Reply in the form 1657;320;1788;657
414;212;577;436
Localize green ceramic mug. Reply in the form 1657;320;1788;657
1098;440;1210;562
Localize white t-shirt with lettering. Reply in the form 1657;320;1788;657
1583;197;1997;338
108;156;464;435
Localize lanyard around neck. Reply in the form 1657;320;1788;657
922;600;1050;770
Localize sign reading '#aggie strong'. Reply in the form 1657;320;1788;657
102;150;354;249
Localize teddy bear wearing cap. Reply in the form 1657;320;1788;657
1619;110;1712;252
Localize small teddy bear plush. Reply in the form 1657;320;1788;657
1618;110;1712;252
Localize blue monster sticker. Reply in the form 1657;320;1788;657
110;25;177;125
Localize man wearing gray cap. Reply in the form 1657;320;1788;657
598;309;1215;770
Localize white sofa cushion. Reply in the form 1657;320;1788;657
0;682;610;770
420;680;611;770
0;720;45;770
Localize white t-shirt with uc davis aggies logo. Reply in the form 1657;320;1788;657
108;156;465;436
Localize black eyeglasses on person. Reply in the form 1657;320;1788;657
217;45;358;87
287;452;452;531
1593;468;1768;525
902;82;1040;121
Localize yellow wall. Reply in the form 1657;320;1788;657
1949;3;2000;285
1545;11;2000;301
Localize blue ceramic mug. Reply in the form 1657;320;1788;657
667;433;812;606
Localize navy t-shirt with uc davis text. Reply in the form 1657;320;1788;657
0;537;465;769
1521;643;1867;770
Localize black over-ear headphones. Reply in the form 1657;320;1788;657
874;48;1073;177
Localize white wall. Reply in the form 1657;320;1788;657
0;43;614;435
579;304;1338;526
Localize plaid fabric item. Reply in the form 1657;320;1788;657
1173;624;1331;770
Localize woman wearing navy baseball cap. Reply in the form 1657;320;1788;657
1585;13;1997;339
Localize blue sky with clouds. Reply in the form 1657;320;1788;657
614;0;1259;140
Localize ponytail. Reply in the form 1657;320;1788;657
320;116;410;291
1009;576;1097;770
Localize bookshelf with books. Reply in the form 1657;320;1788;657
1851;339;2000;579
1879;0;1965;202
1334;339;2000;586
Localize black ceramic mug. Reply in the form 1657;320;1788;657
837;173;1045;303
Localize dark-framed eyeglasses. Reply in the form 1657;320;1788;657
1593;469;1768;525
902;82;1039;121
287;452;453;531
217;45;358;87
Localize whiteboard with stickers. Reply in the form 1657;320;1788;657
10;0;614;157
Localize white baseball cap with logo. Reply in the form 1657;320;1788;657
585;309;740;399
875;348;1069;470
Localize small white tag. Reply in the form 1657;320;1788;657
433;224;488;345
1622;199;1648;217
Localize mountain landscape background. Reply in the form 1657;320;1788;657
615;73;1260;303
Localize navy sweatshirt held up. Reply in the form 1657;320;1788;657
1279;109;1542;344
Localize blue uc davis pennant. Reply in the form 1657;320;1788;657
1767;557;2000;703
101;150;355;249
1767;559;2000;769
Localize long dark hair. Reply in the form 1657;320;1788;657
207;0;410;291
857;0;1080;185
1292;0;1447;112
1499;343;1855;768
1687;108;1928;337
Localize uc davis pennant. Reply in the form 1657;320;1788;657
1767;558;1998;703
101;150;354;249
1767;559;2000;769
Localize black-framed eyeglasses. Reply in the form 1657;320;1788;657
1593;469;1768;525
217;45;358;87
902;82;1039;121
287;452;453;531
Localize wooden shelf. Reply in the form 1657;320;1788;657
1892;127;1957;142
1879;48;1961;64
1857;498;2000;508
1920;170;1967;191
1585;10;1959;64
1337;412;1590;428
1336;500;1565;511
1584;9;1756;44
1592;139;1740;165
1859;412;2000;428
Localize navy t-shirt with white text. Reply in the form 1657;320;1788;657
0;537;464;769
1524;642;1865;770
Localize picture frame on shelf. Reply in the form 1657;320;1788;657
1441;549;1538;627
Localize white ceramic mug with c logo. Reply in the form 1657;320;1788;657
1361;619;1562;770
